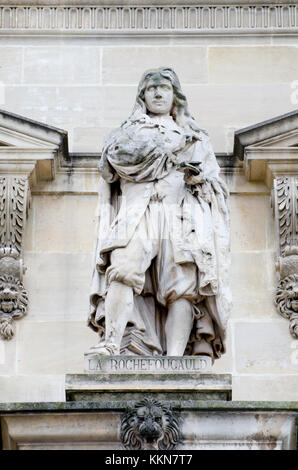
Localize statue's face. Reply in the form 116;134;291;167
144;76;174;116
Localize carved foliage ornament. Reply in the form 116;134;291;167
0;176;30;340
274;177;298;339
120;397;182;450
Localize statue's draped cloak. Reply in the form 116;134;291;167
89;115;231;359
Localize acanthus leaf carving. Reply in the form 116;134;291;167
0;176;30;340
274;176;298;339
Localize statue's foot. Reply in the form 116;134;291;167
87;342;118;355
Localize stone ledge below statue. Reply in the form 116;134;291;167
65;370;232;402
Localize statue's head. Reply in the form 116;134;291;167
135;67;186;117
130;67;202;138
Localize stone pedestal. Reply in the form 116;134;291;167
66;355;232;449
65;354;232;403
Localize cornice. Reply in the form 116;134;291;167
1;1;296;6
0;2;297;36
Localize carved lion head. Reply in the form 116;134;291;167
275;274;298;319
120;397;182;450
275;274;298;339
0;275;28;340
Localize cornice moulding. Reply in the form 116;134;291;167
1;1;296;6
0;2;297;36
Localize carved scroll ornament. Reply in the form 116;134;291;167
0;176;30;340
274;177;298;339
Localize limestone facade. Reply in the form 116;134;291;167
0;0;297;406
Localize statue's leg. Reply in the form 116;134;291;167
165;298;193;356
89;280;134;355
104;280;134;354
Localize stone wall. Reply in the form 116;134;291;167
0;0;297;403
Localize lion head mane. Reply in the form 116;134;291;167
0;274;28;340
120;397;182;450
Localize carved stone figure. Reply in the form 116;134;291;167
88;67;231;360
120;397;181;450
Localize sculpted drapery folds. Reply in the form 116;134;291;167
88;67;232;361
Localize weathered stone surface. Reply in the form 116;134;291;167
24;252;93;322
209;47;298;84
23;47;101;85
0;375;65;403
230;194;269;252
33;195;97;253
17;321;95;375
102;46;208;85
0;47;23;84
233;375;298;401
234;321;298;374
1;402;297;450
65;372;232;402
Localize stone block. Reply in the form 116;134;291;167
102;46;208;85
32;194;97;252
0;337;17;376
17;321;95;375
223;171;269;195
209;46;298;84
73;126;113;152
23;252;93;321
0;375;65;403
232;375;298;401
0;47;23;85
231;251;279;320
4;85;104;129
65;372;232;402
230;194;271;252
234;321;298;374
183;84;298;138
23;46;101;85
31;170;100;195
101;85;138;127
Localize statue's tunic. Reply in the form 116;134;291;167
89;114;231;358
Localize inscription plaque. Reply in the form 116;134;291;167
84;354;212;374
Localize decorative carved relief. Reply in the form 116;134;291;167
275;274;298;339
275;177;298;257
0;5;297;34
0;176;30;340
0;274;29;340
120;397;182;450
273;176;298;339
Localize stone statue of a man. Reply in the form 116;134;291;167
88;67;231;361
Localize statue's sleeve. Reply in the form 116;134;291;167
98;147;119;183
197;132;220;180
